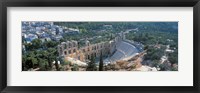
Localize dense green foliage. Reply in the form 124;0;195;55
168;50;178;65
86;54;97;71
54;22;177;45
22;39;59;71
145;46;165;61
54;22;177;33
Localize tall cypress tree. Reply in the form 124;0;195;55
99;51;103;71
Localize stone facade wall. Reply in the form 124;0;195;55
58;32;125;62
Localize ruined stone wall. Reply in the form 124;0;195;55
58;40;113;62
58;32;125;62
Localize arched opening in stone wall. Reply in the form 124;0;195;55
64;51;67;55
73;49;76;53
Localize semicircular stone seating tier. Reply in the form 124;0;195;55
109;41;139;63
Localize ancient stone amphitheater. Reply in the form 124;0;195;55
58;32;143;65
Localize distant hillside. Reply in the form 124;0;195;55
54;22;178;33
